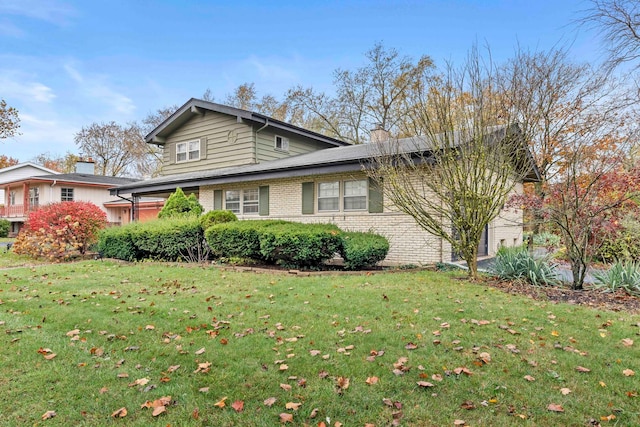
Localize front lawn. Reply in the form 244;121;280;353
0;261;638;426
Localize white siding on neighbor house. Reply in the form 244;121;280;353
199;172;524;265
0;164;59;201
160;111;255;176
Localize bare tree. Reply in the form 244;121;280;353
74;121;146;177
0;99;20;139
579;0;640;71
31;152;80;173
367;48;531;279
288;43;435;144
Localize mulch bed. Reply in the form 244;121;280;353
483;278;640;313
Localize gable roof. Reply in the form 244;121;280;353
0;162;59;178
4;173;139;187
113;125;540;196
146;98;350;148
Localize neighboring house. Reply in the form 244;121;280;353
0;169;162;235
111;98;540;265
0;162;60;203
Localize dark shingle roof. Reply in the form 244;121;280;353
31;173;139;186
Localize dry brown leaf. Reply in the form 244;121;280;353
264;397;277;407
41;410;56;420
417;381;435;388
478;352;491;363
198;386;209;393
117;373;129;378
623;369;635;377
194;347;206;355
152;405;166;417
99;386;108;394
336;376;350;390
231;400;244;412
279;412;294;423
279;364;289;371
66;329;80;337
453;367;473;376
285;402;302;410
43;353;57;360
128;378;150;387
547;403;564;412
309;407;319;418
560;387;572;395
576;366;591;373
280;383;292;391
601;414;616;421
365;376;379;385
523;375;535;382
145;325;155;330
167;364;180;373
621;338;634;347
453;420;467;426
214;396;227;408
111;407;127;418
194;362;211;373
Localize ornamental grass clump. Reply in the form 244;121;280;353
593;261;640;297
493;245;558;286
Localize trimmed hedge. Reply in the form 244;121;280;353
204;220;287;260
98;217;205;261
200;210;238;230
340;231;389;270
259;222;343;268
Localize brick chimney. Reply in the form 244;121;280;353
75;157;95;174
370;123;389;143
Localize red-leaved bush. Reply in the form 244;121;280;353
13;201;107;261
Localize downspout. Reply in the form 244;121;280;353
50;179;57;202
254;118;269;164
115;190;136;223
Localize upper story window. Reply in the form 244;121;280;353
61;188;74;202
274;135;289;152
29;187;39;207
176;140;200;162
9;191;15;205
225;188;259;215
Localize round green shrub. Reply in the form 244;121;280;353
339;231;389;270
0;219;10;238
200;210;238;230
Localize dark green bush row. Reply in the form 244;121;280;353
339;231;390;270
205;221;389;269
98;217;204;261
199;210;238;230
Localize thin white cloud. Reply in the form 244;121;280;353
0;0;76;26
64;63;136;115
0;18;24;37
0;73;56;104
5;113;78;161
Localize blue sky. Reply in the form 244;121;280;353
1;0;601;163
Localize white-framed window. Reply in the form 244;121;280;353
243;188;259;214
225;190;241;214
343;180;368;210
274;135;289;152
61;188;74;202
29;187;39;207
9;191;15;205
318;181;340;212
225;189;259;215
176;140;200;162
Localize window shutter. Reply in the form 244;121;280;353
302;182;314;214
213;190;222;210
169;143;176;165
282;137;289;152
259;186;269;216
368;177;384;213
200;138;207;160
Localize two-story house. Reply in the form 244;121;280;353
112;98;540;265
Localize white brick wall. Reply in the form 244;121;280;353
200;172;524;265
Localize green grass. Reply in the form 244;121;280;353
0;260;639;426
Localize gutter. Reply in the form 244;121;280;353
254;119;269;164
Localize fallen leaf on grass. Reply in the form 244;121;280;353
622;338;634;347
99;386;108;394
264;397;277;406
128;378;150;387
280;383;292;391
524;375;535;382
279;412;294;423
66;329;80;337
231;400;244;412
560;388;572;395
547;403;564;412
417;381;435;388
601;414;616;421
43;353;57;360
478;352;491;364
366;376;379;385
460;400;475;410
198;387;209;393
576;366;591;373
453;420;467;426
194;362;211;373
194;347;205;355
167;365;180;373
285;402;302;410
111;407;127;418
152;406;166;416
335;376;350;391
214;397;227;408
453;367;473;376
41;410;56;420
623;369;635;377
